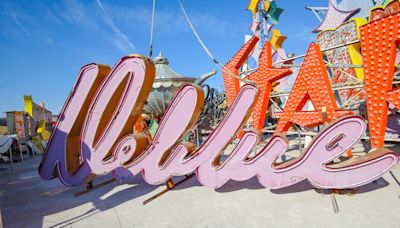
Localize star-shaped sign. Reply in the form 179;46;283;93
222;35;292;131
247;42;292;130
313;0;359;33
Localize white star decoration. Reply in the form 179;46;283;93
313;0;359;33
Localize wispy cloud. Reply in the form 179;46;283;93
0;2;55;45
37;2;63;26
112;5;184;34
285;25;316;42
60;0;97;28
46;36;54;44
58;0;135;53
111;4;240;38
7;10;30;36
95;0;135;53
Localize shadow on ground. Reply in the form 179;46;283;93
0;158;159;227
269;177;391;195
0;154;397;227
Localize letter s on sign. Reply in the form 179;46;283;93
39;55;155;186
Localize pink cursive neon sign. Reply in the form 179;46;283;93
39;54;399;189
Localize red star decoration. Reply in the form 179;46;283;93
223;36;292;131
223;36;259;106
247;42;292;130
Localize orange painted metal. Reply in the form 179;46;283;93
274;43;352;133
360;12;400;148
222;36;292;131
222;36;259;107
247;42;292;130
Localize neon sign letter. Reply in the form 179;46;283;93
39;54;399;190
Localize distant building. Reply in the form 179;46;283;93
5;111;35;138
51;115;58;123
24;95;52;123
0;118;8;135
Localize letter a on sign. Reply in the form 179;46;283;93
274;43;352;133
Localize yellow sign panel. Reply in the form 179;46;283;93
24;95;33;117
247;0;260;17
269;29;287;50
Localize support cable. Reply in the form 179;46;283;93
178;0;254;84
149;0;156;58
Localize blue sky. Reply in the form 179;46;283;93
0;0;321;117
